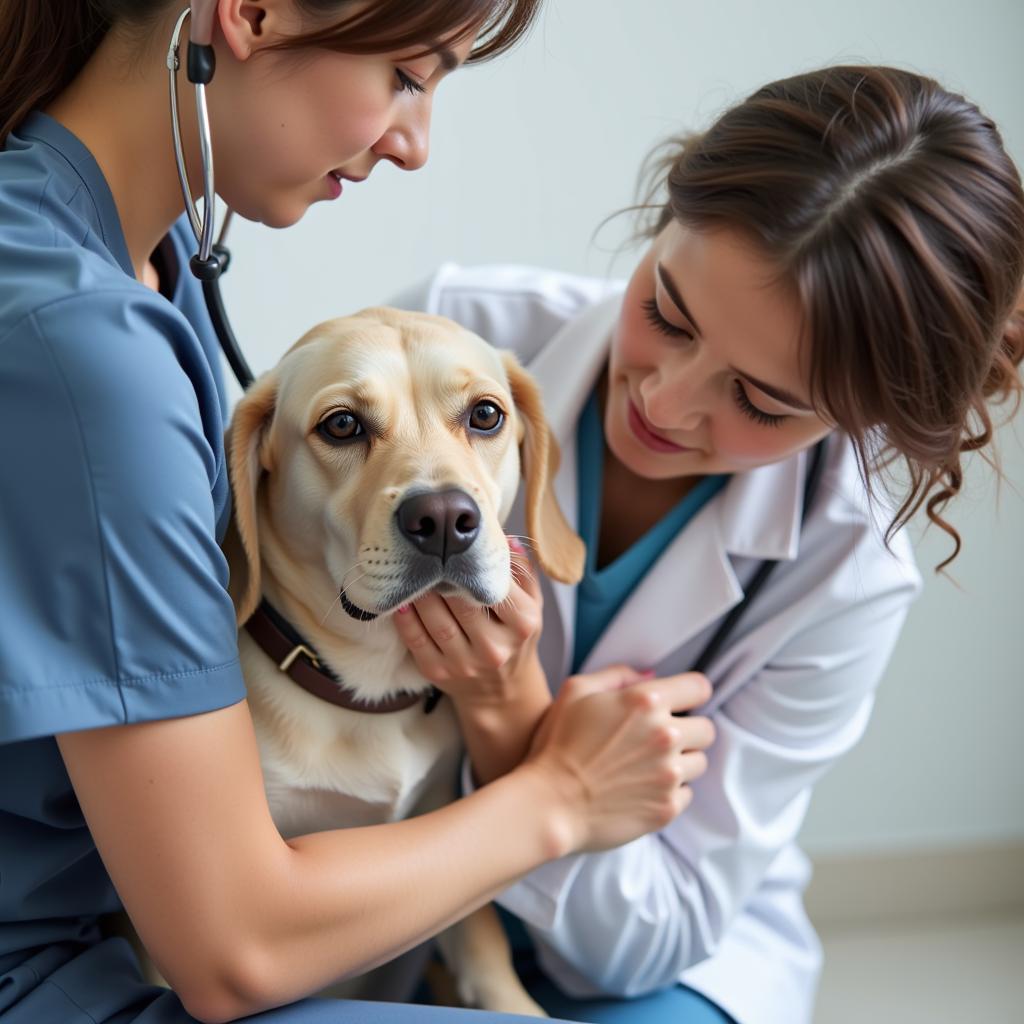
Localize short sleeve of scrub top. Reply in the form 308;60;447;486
0;112;246;1018
1;286;244;733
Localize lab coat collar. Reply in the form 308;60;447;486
526;293;810;676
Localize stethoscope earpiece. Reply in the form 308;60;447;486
187;40;216;86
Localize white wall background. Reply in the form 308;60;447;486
220;0;1024;857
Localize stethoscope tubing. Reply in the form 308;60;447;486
168;5;255;389
167;8;216;270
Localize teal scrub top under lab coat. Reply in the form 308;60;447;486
0;111;247;1020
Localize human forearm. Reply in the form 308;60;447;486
237;667;712;1012
60;674;708;1022
452;651;553;785
59;705;570;1022
233;764;569;1015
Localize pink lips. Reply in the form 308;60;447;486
325;174;343;200
627;400;691;454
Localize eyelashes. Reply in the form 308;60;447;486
640;296;787;428
732;380;786;428
641;297;693;339
395;69;426;95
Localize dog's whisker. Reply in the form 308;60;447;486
323;570;375;623
506;534;538;549
319;591;342;626
509;564;536;588
340;560;371;587
343;570;372;594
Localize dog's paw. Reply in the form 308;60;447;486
460;980;549;1018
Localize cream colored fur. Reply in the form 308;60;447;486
222;307;584;1013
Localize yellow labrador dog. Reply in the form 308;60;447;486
223;307;584;1013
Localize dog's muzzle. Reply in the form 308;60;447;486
395;488;481;562
340;488;500;621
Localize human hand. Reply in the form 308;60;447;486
524;666;715;854
393;537;544;709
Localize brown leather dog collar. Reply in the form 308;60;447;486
245;599;440;714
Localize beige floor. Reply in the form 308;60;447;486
814;912;1024;1024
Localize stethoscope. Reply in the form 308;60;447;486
165;3;828;679
167;2;255;390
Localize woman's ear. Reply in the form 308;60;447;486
222;371;277;624
502;352;585;585
216;0;298;61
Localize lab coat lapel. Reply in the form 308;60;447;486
578;506;743;672
579;452;808;673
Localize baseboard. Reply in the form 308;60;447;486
804;841;1024;927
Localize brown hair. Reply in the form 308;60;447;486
0;0;542;147
641;66;1024;568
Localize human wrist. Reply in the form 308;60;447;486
453;679;551;733
449;648;550;719
454;678;552;786
505;758;581;862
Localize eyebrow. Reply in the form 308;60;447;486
733;370;813;411
656;262;702;335
656;262;813;413
437;46;459;72
405;42;460;73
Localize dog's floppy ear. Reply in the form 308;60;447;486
502;352;585;585
222;372;277;625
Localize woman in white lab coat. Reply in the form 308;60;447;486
393;65;1024;1024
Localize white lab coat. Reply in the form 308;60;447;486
393;264;922;1024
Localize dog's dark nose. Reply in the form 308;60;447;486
396;489;481;562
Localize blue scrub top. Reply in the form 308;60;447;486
0;112;589;1024
0;112;247;1018
572;390;728;672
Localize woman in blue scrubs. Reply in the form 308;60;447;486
0;2;718;1022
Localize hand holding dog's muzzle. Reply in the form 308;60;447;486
393;535;545;704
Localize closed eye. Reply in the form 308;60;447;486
396;69;426;95
733;381;787;427
641;297;694;340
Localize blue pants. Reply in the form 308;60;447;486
0;940;568;1024
2;936;733;1023
507;933;734;1023
524;983;733;1024
413;911;736;1024
521;967;733;1023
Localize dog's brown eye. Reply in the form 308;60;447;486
317;411;365;444
469;401;503;433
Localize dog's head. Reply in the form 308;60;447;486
224;307;584;627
